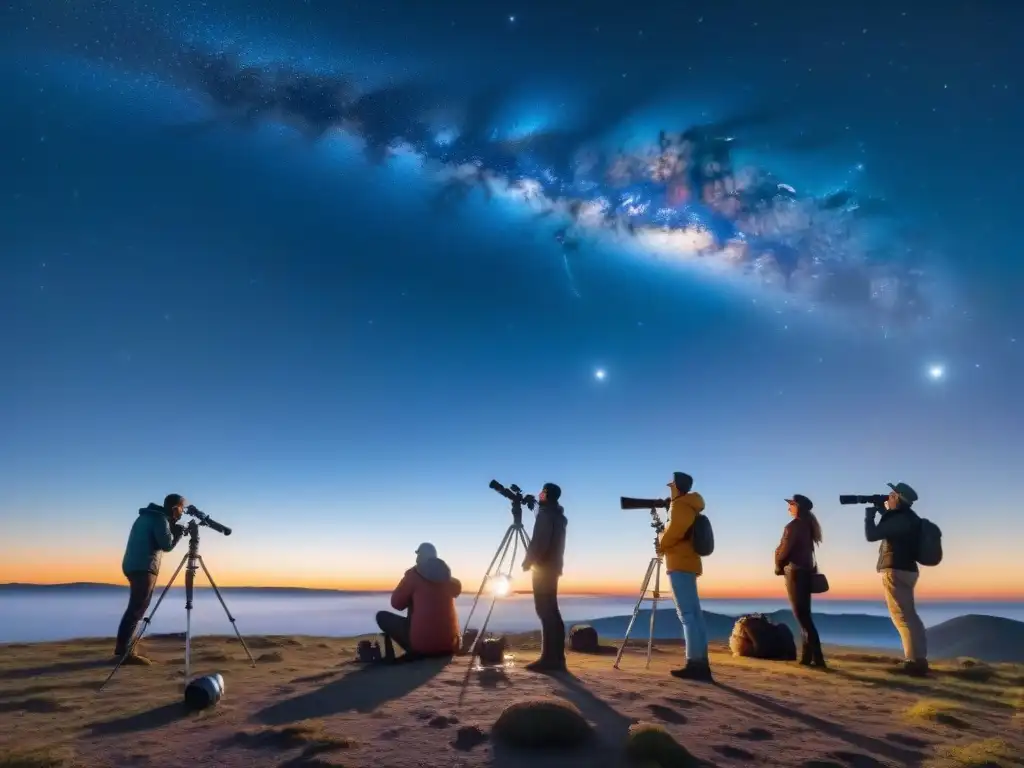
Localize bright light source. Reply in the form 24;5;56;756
594;368;606;381
928;364;945;381
489;575;511;597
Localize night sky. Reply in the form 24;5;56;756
1;0;1021;599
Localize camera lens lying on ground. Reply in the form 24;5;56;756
838;494;888;506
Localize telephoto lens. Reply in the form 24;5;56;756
184;673;225;711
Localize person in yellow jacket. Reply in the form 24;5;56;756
656;471;712;682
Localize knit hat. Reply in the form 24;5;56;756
541;483;562;503
668;472;693;494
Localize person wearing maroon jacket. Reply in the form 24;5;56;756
774;494;826;668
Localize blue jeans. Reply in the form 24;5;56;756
668;570;708;662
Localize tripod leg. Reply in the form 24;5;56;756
646;558;662;669
466;531;516;661
613;557;657;670
461;525;515;645
99;554;186;692
199;557;257;667
515;524;532;551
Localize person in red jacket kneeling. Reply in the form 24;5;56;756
376;543;462;661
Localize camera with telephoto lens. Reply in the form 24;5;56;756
620;497;667;537
838;494;888;507
488;480;536;511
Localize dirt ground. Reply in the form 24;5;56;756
0;633;1021;767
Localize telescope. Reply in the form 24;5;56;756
489;480;536;511
620;496;669;511
184;505;232;535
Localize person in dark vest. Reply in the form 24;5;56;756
866;482;928;676
114;493;187;664
521;482;567;673
775;494;826;668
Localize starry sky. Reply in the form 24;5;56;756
1;0;1022;600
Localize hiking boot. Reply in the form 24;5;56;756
113;652;152;666
798;645;813;666
670;660;714;682
890;659;929;677
525;657;567;674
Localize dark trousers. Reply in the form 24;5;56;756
532;569;565;662
785;568;823;663
115;571;157;654
376;610;412;657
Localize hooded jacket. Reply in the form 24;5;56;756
523;502;567;577
658;492;706;575
390;557;463;655
122;503;183;576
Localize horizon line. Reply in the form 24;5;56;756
1;581;1020;602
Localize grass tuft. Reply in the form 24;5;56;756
0;745;77;768
905;699;970;729
230;723;356;754
625;723;698;768
928;737;1022;767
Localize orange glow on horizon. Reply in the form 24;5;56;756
4;562;1021;602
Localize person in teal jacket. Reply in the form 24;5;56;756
113;494;187;663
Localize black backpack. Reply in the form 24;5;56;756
916;517;943;566
684;513;715;557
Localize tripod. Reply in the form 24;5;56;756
460;500;531;661
100;519;256;691
614;509;669;670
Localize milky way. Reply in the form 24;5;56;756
21;3;948;331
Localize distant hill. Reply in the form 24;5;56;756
0;583;385;596
585;608;900;646
926;614;1024;663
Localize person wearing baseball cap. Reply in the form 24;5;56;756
376;542;463;662
865;481;929;676
657;471;713;682
775;495;826;668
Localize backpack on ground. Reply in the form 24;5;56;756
728;613;797;661
684;513;715;557
916;517;943;566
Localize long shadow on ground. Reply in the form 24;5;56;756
87;702;189;736
253;657;449;726
715;681;925;765
0;658;112;680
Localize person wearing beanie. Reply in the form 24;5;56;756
376;542;462;661
521;482;568;672
775;495;826;668
658;471;713;682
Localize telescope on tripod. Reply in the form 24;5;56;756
100;505;256;693
614;496;671;670
459;480;533;663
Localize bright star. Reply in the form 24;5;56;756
508;14;515;22
928;364;945;381
594;368;606;381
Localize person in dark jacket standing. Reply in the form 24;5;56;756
774;494;825;668
866;482;928;676
521;482;567;673
114;494;187;664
